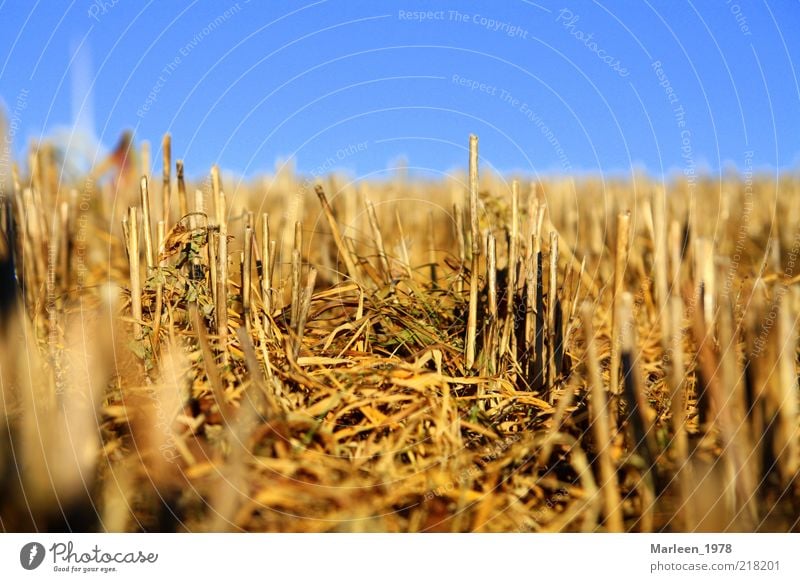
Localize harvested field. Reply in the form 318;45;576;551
0;133;798;532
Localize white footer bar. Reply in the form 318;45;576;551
1;533;797;581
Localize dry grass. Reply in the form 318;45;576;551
1;132;799;532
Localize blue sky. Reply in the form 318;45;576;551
1;0;798;181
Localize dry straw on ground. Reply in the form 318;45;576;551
0;131;798;532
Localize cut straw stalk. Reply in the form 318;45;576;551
214;190;229;363
560;256;586;360
652;186;670;345
127;207;142;340
694;237;714;326
484;232;498;373
716;282;758;527
454;203;466;266
176;160;188;219
609;211;631;405
531;181;595;298
46;216;59;365
667;292;694;531
465;134;480;370
189;303;228;418
58;201;69;293
468;135;480;257
535;372;579;471
487;233;497;319
618;292;657;484
139;176;155;270
152;220;166;347
525;201;545;346
500;181;519;358
290;248;301;329
775;290;799;483
211;164;222;226
290;221;303;328
689;291;752;529
23;188;47;290
194;189;204;221
242;224;253;330
428;210;437;286
268;240;277;307
189;189;204;279
293;267;317;359
235;326;276;417
531;237;546;391
366;200;390;283
668;219;683;289
260;214;272;318
394;209;412;279
453;203;466;291
162;133;171;228
217;227;228;358
465;255;481;366
547;231;559;391
294;219;303;260
315;184;359;284
742;283;768;483
581;303;623;532
121;214;130;261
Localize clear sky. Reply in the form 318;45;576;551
1;0;798;181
